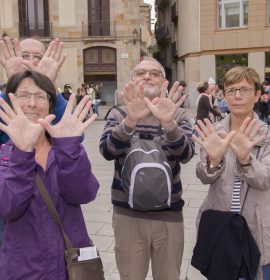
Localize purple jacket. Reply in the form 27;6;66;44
0;137;99;279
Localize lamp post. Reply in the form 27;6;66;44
132;28;139;44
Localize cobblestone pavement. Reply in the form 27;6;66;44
82;106;207;280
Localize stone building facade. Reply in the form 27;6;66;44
156;0;270;104
0;0;152;104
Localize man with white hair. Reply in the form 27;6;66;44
100;57;195;280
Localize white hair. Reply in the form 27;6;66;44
134;57;166;79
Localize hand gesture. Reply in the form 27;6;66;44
221;117;266;164
38;94;96;138
145;96;177;127
0;37;32;78
160;80;186;107
35;38;67;82
118;80;150;126
193;118;236;166
0;94;44;151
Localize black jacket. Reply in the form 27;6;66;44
191;210;260;280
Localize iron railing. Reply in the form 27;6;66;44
19;21;51;38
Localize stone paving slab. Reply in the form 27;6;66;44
82;106;207;280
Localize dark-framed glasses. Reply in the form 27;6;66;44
15;91;49;102
21;52;43;61
134;69;163;78
224;87;255;97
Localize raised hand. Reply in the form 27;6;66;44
118;80;150;127
160;80;186;107
223;117;266;164
0;37;32;78
38;94;96;138
35;38;67;82
145;96;177;128
193;118;236;166
0;94;44;151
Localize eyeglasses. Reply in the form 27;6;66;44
224;87;255;97
134;69;163;78
21;52;43;61
15;91;49;102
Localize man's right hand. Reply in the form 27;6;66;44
118;80;150;128
0;37;32;78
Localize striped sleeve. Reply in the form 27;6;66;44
162;109;195;163
99;108;131;160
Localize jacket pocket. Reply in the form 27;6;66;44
260;212;270;264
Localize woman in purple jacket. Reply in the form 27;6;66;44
0;70;99;279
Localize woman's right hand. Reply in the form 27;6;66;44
192;118;236;167
0;94;44;152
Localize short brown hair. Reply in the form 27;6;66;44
223;66;261;91
196;81;209;93
5;70;56;113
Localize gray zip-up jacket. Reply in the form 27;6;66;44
196;114;270;275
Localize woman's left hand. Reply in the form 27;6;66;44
38;94;97;138
220;117;266;164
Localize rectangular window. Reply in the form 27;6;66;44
216;54;248;83
218;0;248;29
267;0;270;25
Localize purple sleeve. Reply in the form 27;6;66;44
0;146;36;220
52;137;99;204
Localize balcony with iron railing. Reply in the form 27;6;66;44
155;24;171;43
18;20;116;40
82;21;116;39
19;21;51;38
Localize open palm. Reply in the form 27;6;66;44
193;119;236;165
35;38;66;82
227;118;265;162
0;37;32;78
0;94;43;151
119;81;150;123
38;94;96;138
145;96;177;125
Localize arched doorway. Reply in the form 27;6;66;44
84;47;117;105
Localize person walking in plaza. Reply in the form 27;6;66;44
193;66;270;280
99;57;195;280
195;81;222;124
0;70;99;279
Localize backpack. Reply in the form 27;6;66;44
219;99;228;113
105;106;173;211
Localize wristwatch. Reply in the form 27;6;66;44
206;159;222;172
121;120;135;136
161;120;178;134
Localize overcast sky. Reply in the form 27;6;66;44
144;0;156;29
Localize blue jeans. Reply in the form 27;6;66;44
0;219;4;248
239;264;270;280
93;99;100;116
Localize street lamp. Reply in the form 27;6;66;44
132;28;139;44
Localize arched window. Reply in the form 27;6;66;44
84;47;116;73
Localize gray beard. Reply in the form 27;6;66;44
143;86;160;100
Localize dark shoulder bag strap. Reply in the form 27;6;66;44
104;105;127;120
35;173;73;250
